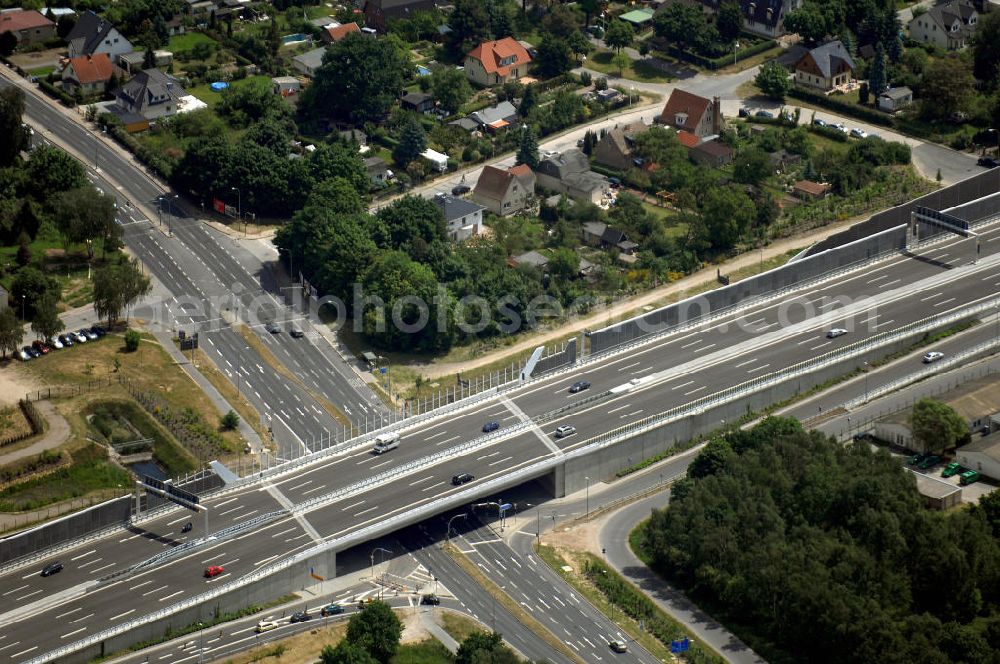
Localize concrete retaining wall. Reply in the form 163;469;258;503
805;169;1000;257
587;224;907;354
0;472;223;566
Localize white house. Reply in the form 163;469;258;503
65;10;132;59
908;0;978;50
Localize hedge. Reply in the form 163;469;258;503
654;38;776;71
38;79;76;107
787;86;894;127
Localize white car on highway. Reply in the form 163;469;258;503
923;351;945;363
826;328;848;338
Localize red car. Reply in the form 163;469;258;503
31;340;50;355
204;566;225;578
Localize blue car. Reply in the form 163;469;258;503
482;421;500;433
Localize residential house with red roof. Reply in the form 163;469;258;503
464;37;532;87
656;88;723;139
0;9;55;47
321;22;360;44
62;53;113;97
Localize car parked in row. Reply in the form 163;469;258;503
918;455;941;470
849;127;868;139
959;470;980;485
941;462;962;478
32;340;50;355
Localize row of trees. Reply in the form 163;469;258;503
317;600;521;664
643;417;1000;663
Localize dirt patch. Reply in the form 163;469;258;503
542;519;602;559
400;607;431;643
207;622;347;664
0;361;41;407
8;48;64;71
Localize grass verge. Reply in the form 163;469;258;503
536;545;723;664
0;442;130;512
236;325;349;425
439;611;484;644
444;543;586;664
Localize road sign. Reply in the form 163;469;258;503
670;638;690;653
499;503;513;512
169;485;200;505
141;476;200;509
143;476;166;492
380;367;387;374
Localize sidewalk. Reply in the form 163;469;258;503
0;401;68;466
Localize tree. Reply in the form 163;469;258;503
267;17;281;58
124;328;141;352
375;195;446;252
305;33;409;124
782;2;836;45
604;20;633;54
430;66;472;114
56;14;76;40
516;126;539;169
733;147;771;186
93;258;152;327
542;5;579;38
972;10;1000;86
519;84;537;117
393;115;428;167
0;87;28;168
25;145;86;196
0;31;16;58
716;1;743;43
446;0;491;57
320;641;378;664
653;3;713;52
457;632;516;664
869;42;887;96
0;307;24;358
51;187;120;256
535;35;574;78
30;292;63;341
143;45;155;69
858;81;869;104
11;267;59;320
566;29;591;63
220;409;240;430
755;61;790;100
919;56;974;121
697;185;756;252
911;398;968;454
578;0;600;29
344;600;403;664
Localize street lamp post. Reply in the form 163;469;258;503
370;547;392;599
864;361;869;402
231;187;243;236
197;622;204;664
734;41;739;66
584;476;590;517
167;194;178;237
445;513;467;545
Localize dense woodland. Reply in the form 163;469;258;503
641;417;1000;664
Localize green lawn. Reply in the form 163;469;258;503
167;32;217;53
587;51;672;83
187;75;273;109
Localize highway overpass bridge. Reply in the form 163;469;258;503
5;199;1000;663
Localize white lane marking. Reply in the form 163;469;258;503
70;550;96;561
3;585;28;596
670;380;694;390
355;506;379;517
109;608;136;621
620;409;644;419
617;361;640;372
422;481;445;492
129;580;153;591
11;646;38;657
684;386;706;396
933;297;956;307
14;590;42;601
341;500;365;511
143;584;169;596
408;475;434;486
55;607;82;619
747;363;771;374
810;341;832;351
606;404;629;414
733;358;757;368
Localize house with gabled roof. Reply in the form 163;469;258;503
61;53;113;97
908;0;978;50
468;101;518;132
432;192;486;241
65;10;132;60
0;9;55;47
794;40;854;92
464;37;532;87
738;0;802;38
114;68;186;121
472;164;536;216
592;121;649;170
321;21;360;43
535;149;610;205
656;89;722;139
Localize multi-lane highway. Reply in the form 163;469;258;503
0;71;386;453
4;212;1000;661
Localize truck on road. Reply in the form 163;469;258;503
372;432;400;454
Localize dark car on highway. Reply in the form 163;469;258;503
452;473;474;485
181;522;193;533
421;594;441;605
569;380;591;393
482;421;500;433
40;561;63;577
265;322;281;334
290;610;312;623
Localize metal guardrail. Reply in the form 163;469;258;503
839;334;1000;411
30;298;1000;664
